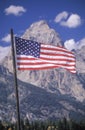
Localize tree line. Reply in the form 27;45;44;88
0;117;85;130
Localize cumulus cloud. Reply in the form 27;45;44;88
1;34;11;43
4;5;26;16
55;11;82;28
61;14;81;28
64;39;76;51
64;38;85;51
54;11;68;23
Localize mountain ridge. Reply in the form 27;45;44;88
0;20;85;121
0;65;85;121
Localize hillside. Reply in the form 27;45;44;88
0;20;85;121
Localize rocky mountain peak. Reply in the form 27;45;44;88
0;46;10;63
16;21;85;103
30;20;48;28
76;46;85;73
22;20;62;46
1;21;85;102
0;20;85;121
2;20;63;73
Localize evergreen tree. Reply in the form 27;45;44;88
24;118;30;130
0;120;4;130
62;117;69;130
57;120;63;130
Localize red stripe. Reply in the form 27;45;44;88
17;66;76;73
17;57;75;62
17;62;75;67
17;57;36;60
66;69;76;73
17;62;51;65
41;46;74;55
40;52;75;58
40;57;75;62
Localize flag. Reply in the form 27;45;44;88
15;37;76;73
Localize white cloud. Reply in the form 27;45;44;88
55;12;82;28
64;38;85;51
54;11;68;23
61;14;81;28
64;39;76;51
4;5;26;16
1;34;11;43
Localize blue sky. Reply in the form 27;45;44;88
0;0;85;50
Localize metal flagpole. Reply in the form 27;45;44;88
10;29;21;130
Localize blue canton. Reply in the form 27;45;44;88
15;37;41;58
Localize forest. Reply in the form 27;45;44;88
0;118;85;130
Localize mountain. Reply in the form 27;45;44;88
0;65;85;122
22;20;62;46
0;20;85;121
0;46;10;63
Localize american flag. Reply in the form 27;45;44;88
15;37;76;73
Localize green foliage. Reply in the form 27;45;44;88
0;118;85;130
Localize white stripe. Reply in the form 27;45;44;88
17;64;59;68
41;44;74;53
17;63;76;73
69;70;76;73
17;55;33;58
17;59;43;63
17;55;75;65
17;55;75;61
41;44;66;50
41;49;74;57
17;59;75;65
40;54;75;60
17;64;76;72
61;66;75;69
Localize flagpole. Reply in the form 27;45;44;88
10;29;21;130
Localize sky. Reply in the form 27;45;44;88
0;0;85;50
